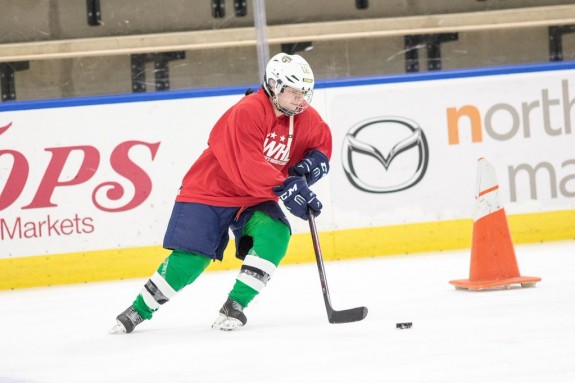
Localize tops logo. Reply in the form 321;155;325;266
341;117;429;193
0;122;160;212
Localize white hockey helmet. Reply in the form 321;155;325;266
264;53;314;116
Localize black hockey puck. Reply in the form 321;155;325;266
396;322;412;329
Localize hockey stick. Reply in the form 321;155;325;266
308;212;368;324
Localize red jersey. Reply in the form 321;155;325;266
176;88;332;207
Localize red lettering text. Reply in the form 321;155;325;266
23;146;100;209
92;141;160;212
0;150;29;210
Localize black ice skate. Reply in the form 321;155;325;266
212;298;247;331
109;306;144;334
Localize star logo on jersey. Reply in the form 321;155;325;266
263;131;290;166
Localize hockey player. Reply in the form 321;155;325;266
110;52;332;333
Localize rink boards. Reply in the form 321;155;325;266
1;62;574;289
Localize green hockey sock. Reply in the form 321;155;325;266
228;211;290;308
133;250;211;319
229;279;258;308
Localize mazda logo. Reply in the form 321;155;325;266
342;117;429;193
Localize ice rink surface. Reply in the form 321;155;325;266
1;240;574;383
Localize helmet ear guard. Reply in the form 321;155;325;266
265;77;283;96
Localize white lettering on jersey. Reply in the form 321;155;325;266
263;135;290;166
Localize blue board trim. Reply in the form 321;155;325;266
1;61;574;112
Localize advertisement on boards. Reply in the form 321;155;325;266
326;70;575;230
1;66;574;261
0;96;238;258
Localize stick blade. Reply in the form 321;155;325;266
328;306;368;324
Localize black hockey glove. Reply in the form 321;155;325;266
273;176;322;220
288;149;329;186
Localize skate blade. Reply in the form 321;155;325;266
109;321;127;334
211;314;244;331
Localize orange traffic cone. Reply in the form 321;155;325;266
449;158;541;290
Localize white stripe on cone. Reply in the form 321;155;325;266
474;157;502;222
